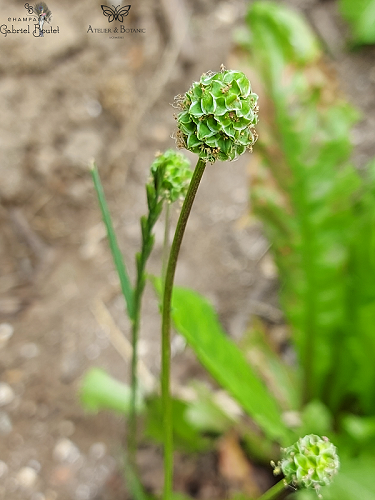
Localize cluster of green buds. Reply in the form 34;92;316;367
150;149;192;203
174;67;259;163
272;435;340;498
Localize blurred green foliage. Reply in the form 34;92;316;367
239;0;375;497
80;367;144;414
243;0;375;419
339;0;375;45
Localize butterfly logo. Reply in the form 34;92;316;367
101;4;131;23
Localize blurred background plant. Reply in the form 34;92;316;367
338;0;375;45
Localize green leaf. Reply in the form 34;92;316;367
152;279;291;444
339;0;375;45
146;183;155;211
90;162;134;319
299;400;333;437
80;368;144;414
247;1;320;65
341;414;375;444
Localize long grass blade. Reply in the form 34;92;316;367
90;161;134;319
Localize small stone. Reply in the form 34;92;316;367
16;466;38;488
53;438;80;464
215;2;238;24
0;411;12;435
89;442;107;461
32;422;47;439
0;323;14;348
86;99;102;118
60;354;82;384
20;342;40;359
171;335;186;357
75;484;91;500
0;383;15;406
28;460;41;473
94;463;111;482
50;465;74;486
260;253;278;279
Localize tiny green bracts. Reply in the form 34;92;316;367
175;68;259;163
150;149;192;203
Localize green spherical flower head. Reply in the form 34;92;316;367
150;149;192;203
175;68;259;163
279;435;339;497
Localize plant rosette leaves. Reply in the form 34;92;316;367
151;277;292;445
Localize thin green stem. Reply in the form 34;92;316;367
258;480;287;500
128;173;165;469
162;203;171;283
128;283;142;465
161;157;206;500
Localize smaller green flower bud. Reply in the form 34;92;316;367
273;435;339;498
150;149;192;203
174;66;259;163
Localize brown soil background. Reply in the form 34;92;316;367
0;0;374;499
